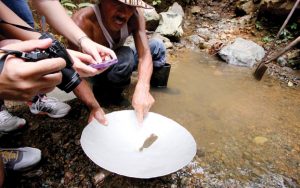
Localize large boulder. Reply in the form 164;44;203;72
218;38;265;67
144;8;160;31
167;2;185;17
155;12;184;41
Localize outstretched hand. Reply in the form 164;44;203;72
88;106;108;125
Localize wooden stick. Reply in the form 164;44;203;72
253;0;300;80
265;36;300;64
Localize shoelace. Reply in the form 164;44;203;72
0;150;19;164
34;96;59;112
0;110;13;124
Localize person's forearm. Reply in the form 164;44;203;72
137;53;152;86
134;9;152;86
0;2;40;40
73;80;100;110
134;34;153;86
32;0;87;47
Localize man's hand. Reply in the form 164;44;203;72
67;49;108;77
88;106;108;125
0;39;65;100
80;37;117;63
132;82;155;124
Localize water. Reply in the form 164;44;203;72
151;50;300;185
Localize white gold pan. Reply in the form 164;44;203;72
80;110;196;179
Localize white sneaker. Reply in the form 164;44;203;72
28;96;71;118
0;147;41;171
0;107;26;132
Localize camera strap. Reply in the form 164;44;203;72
0;49;25;72
0;19;38;33
0;19;44;71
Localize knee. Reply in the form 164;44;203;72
149;38;166;67
107;47;134;84
115;46;134;63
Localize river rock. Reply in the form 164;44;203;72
144;8;160;31
190;6;201;15
218;37;265;67
235;0;261;16
167;2;185;17
155;12;184;40
253;136;268;144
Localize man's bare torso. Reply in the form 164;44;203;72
71;5;138;49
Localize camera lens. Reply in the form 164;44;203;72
58;70;81;93
39;33;81;93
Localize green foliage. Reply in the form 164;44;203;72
280;29;293;40
61;0;76;15
261;36;273;43
78;2;93;8
255;21;263;30
152;0;161;6
290;22;297;30
61;0;93;16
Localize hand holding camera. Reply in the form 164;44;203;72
0;39;66;100
0;32;82;93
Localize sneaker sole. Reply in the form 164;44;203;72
2;147;42;172
0;121;26;133
29;109;70;118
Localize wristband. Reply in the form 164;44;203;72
77;35;90;51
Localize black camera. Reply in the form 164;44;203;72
38;32;81;93
0;19;81;93
0;32;81;93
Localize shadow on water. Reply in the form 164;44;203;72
151;50;300;184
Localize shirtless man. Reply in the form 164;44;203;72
71;0;167;123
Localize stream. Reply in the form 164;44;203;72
151;50;300;187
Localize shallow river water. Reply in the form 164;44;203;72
151;50;300;186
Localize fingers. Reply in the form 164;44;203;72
72;59;98;77
81;39;103;63
3;38;53;52
135;108;144;125
67;49;96;65
38;71;63;88
18;72;62;95
24;57;66;78
100;46;117;59
0;39;21;47
90;48;104;64
135;104;151;125
89;109;108;125
133;94;155;125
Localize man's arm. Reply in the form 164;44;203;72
73;80;107;125
131;8;155;123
